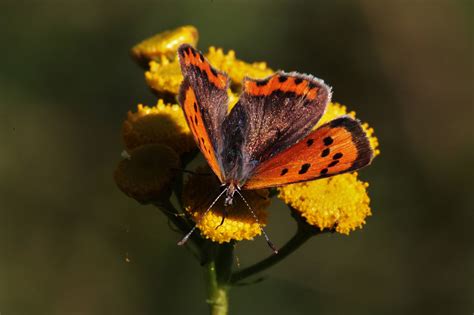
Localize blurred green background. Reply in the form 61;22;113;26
1;1;472;314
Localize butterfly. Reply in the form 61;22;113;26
177;44;374;251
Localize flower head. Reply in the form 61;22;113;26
122;99;195;154
131;25;198;67
278;173;371;234
182;167;270;243
206;46;274;87
114;144;179;203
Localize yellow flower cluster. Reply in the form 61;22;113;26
116;25;380;242
122;100;194;154
182;167;270;243
279;173;371;234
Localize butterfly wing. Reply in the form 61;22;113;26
220;71;332;182
242;116;374;189
177;44;229;181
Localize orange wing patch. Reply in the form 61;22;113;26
243;117;373;190
180;46;227;89
182;85;223;181
244;73;320;100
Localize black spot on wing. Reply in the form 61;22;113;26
328;160;339;167
256;79;268;87
320;168;328;175
333;152;343;159
306;139;314;146
321;148;330;157
329;117;373;171
298;163;311;174
323;136;333;146
280;168;288;176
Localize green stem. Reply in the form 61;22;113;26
230;228;314;284
205;244;234;315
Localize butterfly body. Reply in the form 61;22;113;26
178;44;374;206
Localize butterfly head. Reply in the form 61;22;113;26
224;181;239;207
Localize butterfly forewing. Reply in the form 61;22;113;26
243;117;374;189
220;72;332;181
178;44;230;181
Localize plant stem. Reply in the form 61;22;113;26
230;228;313;284
206;244;234;315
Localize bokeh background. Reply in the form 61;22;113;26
1;1;472;314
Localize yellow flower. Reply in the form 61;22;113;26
122;99;195;154
114;144;179;203
278;173;371;234
145;57;183;96
206;46;274;86
145;47;273;103
318;102;380;156
182;167;270;243
131;25;198;67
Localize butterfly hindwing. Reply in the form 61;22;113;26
220;72;332;181
242;116;374;189
178;44;230;181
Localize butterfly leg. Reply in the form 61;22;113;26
177;187;228;246
235;189;279;254
215;207;228;229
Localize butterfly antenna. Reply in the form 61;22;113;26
235;189;279;254
177;186;228;246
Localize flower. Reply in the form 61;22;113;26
122;99;195;154
145;46;273;104
278;173;371;234
278;102;379;234
205;46;274;87
145;57;183;96
120;25;380;241
182;167;271;243
131;25;198;67
114;144;180;203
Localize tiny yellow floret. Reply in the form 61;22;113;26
122;100;194;154
278;173;372;235
182;167;270;243
131;25;198;67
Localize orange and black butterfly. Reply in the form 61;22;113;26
177;44;373;251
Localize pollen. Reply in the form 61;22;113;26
278;172;372;235
182;167;271;243
122;99;195;155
